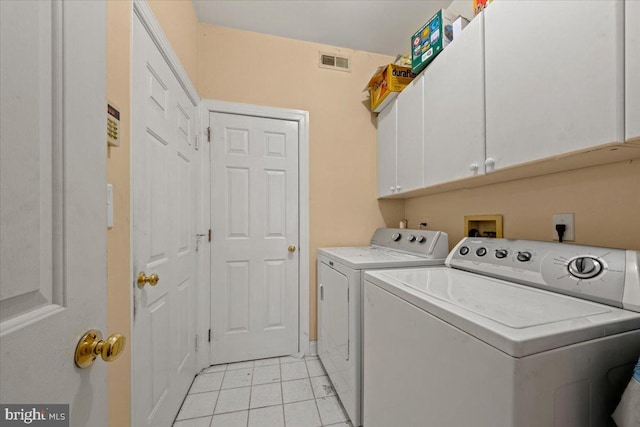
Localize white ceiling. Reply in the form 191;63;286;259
192;1;458;56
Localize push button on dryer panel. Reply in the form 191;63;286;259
407;235;417;242
416;236;427;244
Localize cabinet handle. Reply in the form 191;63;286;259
469;163;479;172
390;186;396;193
484;158;496;172
396;185;402;191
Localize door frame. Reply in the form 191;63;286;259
200;99;311;360
130;1;205;423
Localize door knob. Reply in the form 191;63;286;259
137;271;159;288
288;245;296;253
75;329;126;368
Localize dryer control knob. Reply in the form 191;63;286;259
391;233;402;242
459;246;470;256
568;257;603;279
416;236;427;244
476;247;487;257
517;251;532;262
407;235;417;242
495;249;508;259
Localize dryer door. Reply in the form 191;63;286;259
319;261;349;362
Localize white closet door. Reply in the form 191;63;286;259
210;112;299;364
1;1;108;424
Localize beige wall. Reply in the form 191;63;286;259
405;160;640;251
106;1;199;425
106;2;131;426
197;24;405;339
148;0;200;84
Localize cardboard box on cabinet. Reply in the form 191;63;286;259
411;9;469;75
366;64;415;113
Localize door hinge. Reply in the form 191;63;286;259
195;334;199;352
208;329;211;342
206;126;211;142
208;229;212;242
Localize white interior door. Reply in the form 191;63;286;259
131;14;198;427
210;112;299;364
0;1;107;425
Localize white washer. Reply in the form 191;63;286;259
317;228;449;426
364;238;640;427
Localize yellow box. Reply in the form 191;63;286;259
366;64;415;113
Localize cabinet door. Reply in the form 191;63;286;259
485;0;624;171
396;75;424;193
376;99;398;197
424;13;485;186
627;0;640;142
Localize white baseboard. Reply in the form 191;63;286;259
308;340;318;356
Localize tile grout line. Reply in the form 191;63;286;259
208;365;226;425
245;364;253;427
306;358;325;426
280;359;287;427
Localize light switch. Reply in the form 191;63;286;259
107;184;114;229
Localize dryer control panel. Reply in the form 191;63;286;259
446;238;640;312
371;228;449;259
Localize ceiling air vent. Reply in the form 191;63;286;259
319;52;351;72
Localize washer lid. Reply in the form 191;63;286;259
318;246;445;270
365;267;640;357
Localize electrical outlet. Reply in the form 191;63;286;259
553;213;574;242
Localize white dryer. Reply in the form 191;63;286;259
363;238;640;427
317;228;449;426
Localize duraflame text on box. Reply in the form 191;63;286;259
366;64;415;113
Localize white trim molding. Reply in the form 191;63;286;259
201;99;311;356
132;0;200;106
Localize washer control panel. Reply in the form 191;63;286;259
447;238;638;310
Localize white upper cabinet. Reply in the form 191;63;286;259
423;13;485;186
484;0;624;171
377;98;398;197
396;75;425;193
627;0;640;142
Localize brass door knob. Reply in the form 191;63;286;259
137;271;159;288
75;329;126;368
288;245;296;253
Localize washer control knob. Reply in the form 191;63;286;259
416;236;427;244
568;257;603;279
476;247;487;257
391;233;402;242
459;246;470;256
495;249;508;259
517;251;532;262
407;235;417;242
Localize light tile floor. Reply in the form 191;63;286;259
173;355;353;427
